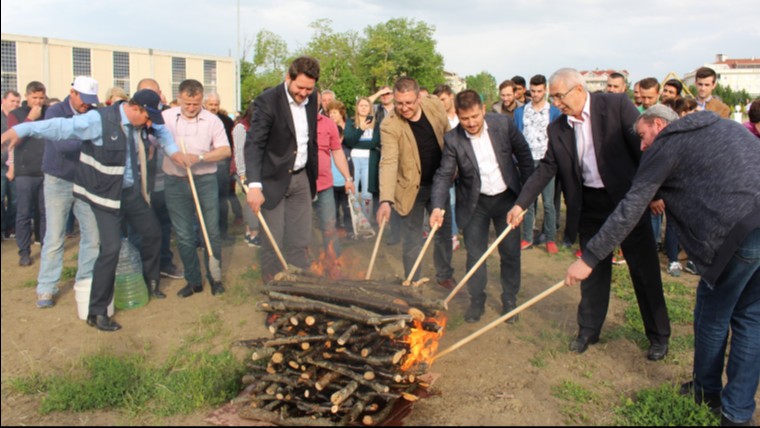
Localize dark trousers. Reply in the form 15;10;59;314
462;190;521;310
1;168;17;233
578;187;671;345
90;186;161;316
217;160;230;236
15;176;45;256
400;185;453;282
151;190;175;270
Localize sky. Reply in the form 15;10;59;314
2;0;758;86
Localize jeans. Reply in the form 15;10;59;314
522;162;556;243
462;191;521;309
449;187;458;236
1;168;17;233
15;176;45;256
36;175;99;295
313;188;340;256
664;216;680;263
216;160;231;236
651;212;663;244
400;185;453;282
692;228;760;423
151;190;176;270
165;174;222;286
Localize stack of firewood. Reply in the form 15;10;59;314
235;272;446;426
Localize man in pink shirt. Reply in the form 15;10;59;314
313;91;354;256
161;79;231;298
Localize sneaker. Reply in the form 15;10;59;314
612;249;626;265
684;261;699;275
575;249;582;258
452;235;460;251
520;240;533;250
36;293;55;309
546;241;559;255
160;264;184;280
19;254;32;266
251;235;261;247
666;261;682;277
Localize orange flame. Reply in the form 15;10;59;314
310;240;365;280
399;312;447;371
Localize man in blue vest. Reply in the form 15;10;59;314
2;90;191;331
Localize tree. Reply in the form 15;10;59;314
358;18;445;93
298;19;366;112
240;30;289;104
465;72;498;106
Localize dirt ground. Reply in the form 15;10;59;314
0;210;735;426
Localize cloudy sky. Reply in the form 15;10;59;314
2;0;758;85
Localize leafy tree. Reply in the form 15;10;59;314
240;30;289;104
465;72;498;106
298;19;366;112
358;18;445;93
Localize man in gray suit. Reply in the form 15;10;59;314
429;90;534;323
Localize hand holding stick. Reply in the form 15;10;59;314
237;176;289;272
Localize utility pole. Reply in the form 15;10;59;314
236;0;241;112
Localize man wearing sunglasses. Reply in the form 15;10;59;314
507;68;671;361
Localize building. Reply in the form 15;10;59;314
683;54;760;98
1;33;237;113
444;71;467;94
580;69;630;93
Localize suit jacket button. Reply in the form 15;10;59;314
288;169;293;173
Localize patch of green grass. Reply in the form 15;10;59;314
616;384;719;426
61;266;77;281
6;373;50;395
551;380;597;404
69;252;79;262
529;353;548;368
21;279;36;288
666;295;694;325
669;334;695;354
239;265;261;284
662;280;691;296
184;312;224;346
223;281;255;306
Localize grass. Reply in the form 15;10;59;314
21;279;36;288
552;380;597;404
7;311;247;418
616;384;719;426
61;266;77;281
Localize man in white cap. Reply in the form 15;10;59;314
32;76;101;309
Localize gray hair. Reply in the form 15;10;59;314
204;92;220;103
549;68;587;92
635;104;679;131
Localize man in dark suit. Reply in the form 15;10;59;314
507;68;671;361
244;56;320;281
430;90;534;323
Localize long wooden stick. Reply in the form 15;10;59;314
365;218;387;280
404;210;445;285
237;175;289;271
434;279;566;362
178;139;221;282
444;209;527;308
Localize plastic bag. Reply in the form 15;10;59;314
347;193;376;240
114;239;148;310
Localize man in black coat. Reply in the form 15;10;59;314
507;68;671;361
244;56;320;281
430;90;534;323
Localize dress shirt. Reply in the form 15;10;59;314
12;105;178;188
567;94;604;188
465;121;507;195
284;83;310;171
161;107;229;177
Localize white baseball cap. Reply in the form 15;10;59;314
72;76;100;106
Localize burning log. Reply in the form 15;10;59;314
237;272;446;426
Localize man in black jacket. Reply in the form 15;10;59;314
566;105;760;427
507;68;671;361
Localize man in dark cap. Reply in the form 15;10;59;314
2;89;191;331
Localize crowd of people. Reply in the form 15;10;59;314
1;58;758;425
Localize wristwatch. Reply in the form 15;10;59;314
198;154;205;163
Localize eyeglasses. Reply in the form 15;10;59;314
549;86;576;103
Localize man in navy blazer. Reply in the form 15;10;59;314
244;56;320;281
508;68;671;360
430;89;534;323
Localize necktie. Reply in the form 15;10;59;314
126;125;138;189
137;132;150;205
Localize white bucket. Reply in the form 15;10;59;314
73;278;115;320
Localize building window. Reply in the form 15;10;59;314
1;40;18;94
171;57;186;100
73;47;91;76
203;60;217;95
113;51;130;94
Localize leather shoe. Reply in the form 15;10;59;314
647;343;668;361
87;314;122;332
569;335;598;354
501;305;519;324
148;280;166;299
680;381;721;413
437;277;456;291
464;304;484;323
211;281;226;296
177;283;203;298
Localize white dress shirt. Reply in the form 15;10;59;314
285;83;310;171
466;121;507;195
567;93;604;188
